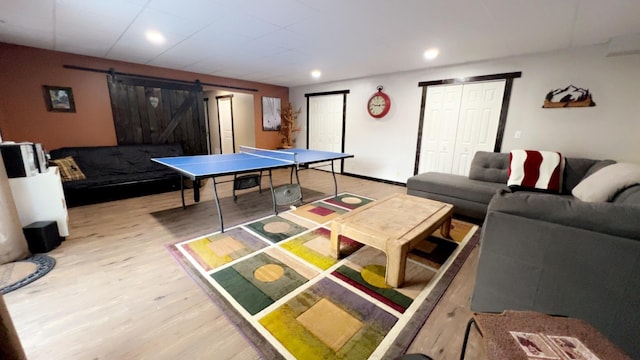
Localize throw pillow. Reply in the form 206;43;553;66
50;156;86;182
507;150;563;193
572;162;640;202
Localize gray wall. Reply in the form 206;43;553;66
290;44;640;183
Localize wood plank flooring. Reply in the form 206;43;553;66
3;169;487;359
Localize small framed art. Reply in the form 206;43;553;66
262;96;281;131
43;85;76;112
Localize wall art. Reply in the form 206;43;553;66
43;85;76;112
262;96;281;131
543;85;595;108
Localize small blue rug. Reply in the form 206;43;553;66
0;254;56;294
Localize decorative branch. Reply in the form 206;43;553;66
278;102;301;148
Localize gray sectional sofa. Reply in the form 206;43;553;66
406;151;640;358
406;151;623;220
407;151;511;220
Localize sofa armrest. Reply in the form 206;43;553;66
488;190;640;239
472;211;640;357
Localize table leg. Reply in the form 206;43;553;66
330;221;342;259
180;175;185;209
232;174;238;201
386;243;408;288
212;177;224;232
294;166;303;202
330;160;338;197
441;214;452;238
268;169;277;214
460;318;478;360
194;179;201;203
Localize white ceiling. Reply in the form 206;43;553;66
1;0;639;87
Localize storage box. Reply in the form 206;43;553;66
23;221;61;253
234;174;261;190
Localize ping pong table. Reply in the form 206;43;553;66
152;146;354;232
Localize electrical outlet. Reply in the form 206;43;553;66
514;130;522;139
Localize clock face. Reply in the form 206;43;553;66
367;92;391;118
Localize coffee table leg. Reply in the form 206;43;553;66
386;244;408;288
330;221;341;259
441;215;452;238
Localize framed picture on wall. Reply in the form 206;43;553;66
262;96;281;131
43;85;76;112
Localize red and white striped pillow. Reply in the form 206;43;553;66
507;150;564;193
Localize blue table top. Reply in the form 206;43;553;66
152;148;353;178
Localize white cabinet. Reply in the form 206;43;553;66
8;166;69;237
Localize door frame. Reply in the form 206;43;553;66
216;94;235;154
203;97;211;154
414;71;521;175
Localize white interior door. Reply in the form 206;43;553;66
418;84;463;174
451;80;506;175
217;97;234;154
308;94;344;171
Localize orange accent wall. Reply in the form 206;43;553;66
0;43;288;151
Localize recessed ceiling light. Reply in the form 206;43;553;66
311;70;322;79
145;30;166;45
423;48;439;60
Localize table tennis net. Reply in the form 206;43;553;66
239;146;297;163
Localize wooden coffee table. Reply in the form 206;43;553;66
330;193;453;288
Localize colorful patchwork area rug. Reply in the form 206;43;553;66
168;193;479;359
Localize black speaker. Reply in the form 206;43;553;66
0;143;39;178
23;221;61;253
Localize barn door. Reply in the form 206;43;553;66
107;75;207;155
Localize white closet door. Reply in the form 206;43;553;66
451;80;506;175
217;97;234;154
418;84;463;174
308;94;344;171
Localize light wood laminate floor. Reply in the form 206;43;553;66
4;169;487;359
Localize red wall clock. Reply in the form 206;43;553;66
367;86;391;118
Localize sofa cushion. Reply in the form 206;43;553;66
507;150;563;193
572;162;640;202
61;170;178;190
562;158;616;194
468;151;509;183
50;144;184;178
612;184;640;206
50;156;86;182
488;190;640;239
407;172;509;204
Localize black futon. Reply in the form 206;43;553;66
49;144;183;206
